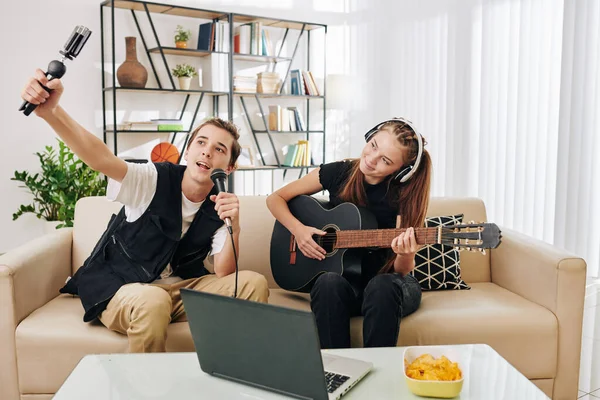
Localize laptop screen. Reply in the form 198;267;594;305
181;289;329;400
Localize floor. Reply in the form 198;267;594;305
578;276;600;399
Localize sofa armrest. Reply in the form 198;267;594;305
0;228;73;400
490;227;586;400
491;228;586;310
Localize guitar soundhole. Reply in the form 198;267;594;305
315;226;338;255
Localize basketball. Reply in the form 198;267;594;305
151;142;180;164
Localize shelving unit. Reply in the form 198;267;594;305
229;10;326;175
100;0;327;178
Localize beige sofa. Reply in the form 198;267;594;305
0;195;587;400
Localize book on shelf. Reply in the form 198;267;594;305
268;106;307;131
234;22;273;56
283;140;311;167
157;125;184;132
289;70;320;96
200;51;229;92
197;21;229;52
108;121;184;131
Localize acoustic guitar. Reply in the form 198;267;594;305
269;195;502;293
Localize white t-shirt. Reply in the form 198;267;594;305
106;162;227;284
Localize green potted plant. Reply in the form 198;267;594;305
174;25;191;48
171;63;197;90
11;139;107;231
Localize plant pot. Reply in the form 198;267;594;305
116;37;148;88
43;220;62;234
175;41;188;49
178;76;192;90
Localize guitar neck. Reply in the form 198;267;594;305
334;227;440;249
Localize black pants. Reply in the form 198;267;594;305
310;272;422;349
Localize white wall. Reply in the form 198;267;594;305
0;0;102;254
0;0;396;253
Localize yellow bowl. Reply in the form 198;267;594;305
403;346;465;399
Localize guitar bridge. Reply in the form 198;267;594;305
289;235;297;265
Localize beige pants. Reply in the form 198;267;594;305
98;271;269;353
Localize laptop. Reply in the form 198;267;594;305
180;288;373;400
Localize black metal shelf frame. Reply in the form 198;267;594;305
100;0;327;171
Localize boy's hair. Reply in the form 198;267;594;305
187;118;241;168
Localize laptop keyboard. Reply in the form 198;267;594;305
324;371;350;393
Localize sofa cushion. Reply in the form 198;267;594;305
269;289;311;311
15;295;195;394
72;197;122;274
411;214;470;291
426;197;490;283
350;282;558;379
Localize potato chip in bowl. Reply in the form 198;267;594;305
405;354;462;381
403;346;465;398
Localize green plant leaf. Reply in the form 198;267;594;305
11;138;107;227
171;63;197;78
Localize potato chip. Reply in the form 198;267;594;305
405;354;462;381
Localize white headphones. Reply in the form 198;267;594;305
363;117;424;183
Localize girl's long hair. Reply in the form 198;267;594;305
337;120;432;273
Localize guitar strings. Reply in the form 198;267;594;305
315;228;458;246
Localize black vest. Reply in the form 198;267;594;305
60;162;224;322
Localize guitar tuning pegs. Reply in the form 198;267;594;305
479;248;486;255
466;247;472;252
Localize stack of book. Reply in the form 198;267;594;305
109;120;184;131
233;75;257;93
257;72;281;94
283;140;311;167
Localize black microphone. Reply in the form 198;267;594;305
210;168;232;234
19;26;92;116
210;168;239;298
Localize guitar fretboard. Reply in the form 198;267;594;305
334;227;440;249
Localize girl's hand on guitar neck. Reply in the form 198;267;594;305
391;227;419;256
293;224;327;261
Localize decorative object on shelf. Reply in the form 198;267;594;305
257;72;281;94
174;24;191;48
171;63;197;90
116;36;148;88
151;142;180;164
197;67;203;88
11;139;107;229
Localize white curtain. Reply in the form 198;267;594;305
555;0;600;277
389;0;600;276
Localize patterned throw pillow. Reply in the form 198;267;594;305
410;214;471;291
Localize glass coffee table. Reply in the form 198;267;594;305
54;344;550;399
